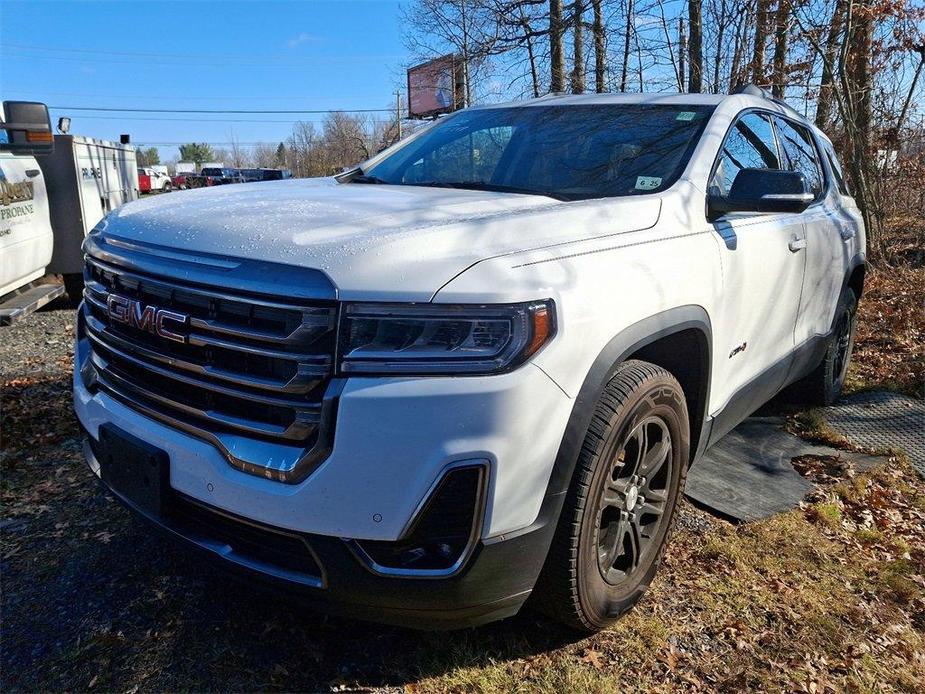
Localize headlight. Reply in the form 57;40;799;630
338;300;555;375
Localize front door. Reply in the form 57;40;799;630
706;111;807;441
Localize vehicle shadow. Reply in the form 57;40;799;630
2;436;582;692
150;532;583;691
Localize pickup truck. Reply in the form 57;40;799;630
74;86;865;632
137;167;172;193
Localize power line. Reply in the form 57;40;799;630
52;114;332;124
1;42;401;63
133;142;286;146
50;105;394;114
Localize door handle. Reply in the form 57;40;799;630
25;169;40;178
839;228;856;241
788;237;807;252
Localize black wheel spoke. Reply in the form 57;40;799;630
595;414;675;586
625;519;642;569
601;478;629;509
639;433;670;478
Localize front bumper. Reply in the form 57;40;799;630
74;330;573;541
81;427;560;629
74;326;574;627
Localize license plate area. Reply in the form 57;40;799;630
97;423;169;517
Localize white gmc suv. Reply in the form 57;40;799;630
74;86;865;632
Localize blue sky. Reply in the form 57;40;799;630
0;1;409;160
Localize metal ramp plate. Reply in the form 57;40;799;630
686;416;883;521
0;284;65;326
824;391;925;478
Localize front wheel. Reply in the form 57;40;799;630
534;360;689;632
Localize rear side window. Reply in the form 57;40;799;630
773;117;824;199
710;112;780;197
822;142;850;196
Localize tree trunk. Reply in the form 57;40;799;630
713;0;728;93
771;0;790;98
688;0;703;92
849;1;873;146
752;0;772;83
460;0;471;107
571;1;585;93
679;18;687;91
815;0;846;128
519;4;541;97
550;0;566;91
592;0;606;92
730;7;752;90
620;0;634;91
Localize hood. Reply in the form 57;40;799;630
103;178;661;301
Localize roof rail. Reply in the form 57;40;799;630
731;83;802;117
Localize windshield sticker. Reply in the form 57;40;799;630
676;111;696;121
635;176;662;191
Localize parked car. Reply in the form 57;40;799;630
237;168;292;183
186;167;243;188
137;167;172;193
73;85;864;632
239;168;263;183
259;167;292;181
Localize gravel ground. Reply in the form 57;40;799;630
0;307;726;692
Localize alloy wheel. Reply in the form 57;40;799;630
595;416;674;586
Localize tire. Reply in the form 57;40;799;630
534;360;690;632
63;273;85;306
797;287;858;406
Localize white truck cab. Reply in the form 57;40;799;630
0;101;139;322
74;86;865;631
0;101;63;321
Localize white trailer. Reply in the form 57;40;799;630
38;134;138;297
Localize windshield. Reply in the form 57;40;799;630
363;104;713;200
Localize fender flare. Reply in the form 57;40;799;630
544;305;712;501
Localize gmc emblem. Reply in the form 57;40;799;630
107;294;188;344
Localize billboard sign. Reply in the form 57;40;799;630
407;55;461;118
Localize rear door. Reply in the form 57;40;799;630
707;111;807;439
773;117;853;347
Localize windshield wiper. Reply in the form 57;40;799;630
411;181;571;201
351;173;389;184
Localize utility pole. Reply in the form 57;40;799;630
394;90;403;141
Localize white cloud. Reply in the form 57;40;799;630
286;32;318;48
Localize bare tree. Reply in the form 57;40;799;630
571;1;586;92
620;0;635;91
688;0;704;91
592;0;606;91
550;0;566;90
815;0;847;127
752;0;772;82
771;0;790;97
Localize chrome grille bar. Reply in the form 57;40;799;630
80;244;340;483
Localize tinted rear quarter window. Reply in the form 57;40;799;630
773;117;824;198
822;142;851;196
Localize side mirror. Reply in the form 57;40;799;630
1;101;55;155
708;168;812;221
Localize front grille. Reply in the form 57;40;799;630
81;251;340;483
